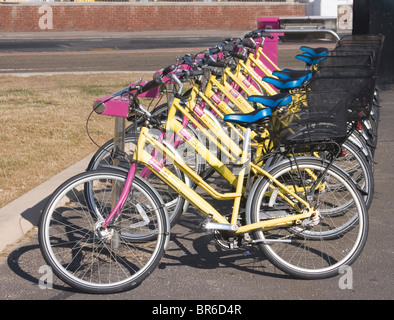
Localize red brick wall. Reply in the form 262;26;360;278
0;3;306;32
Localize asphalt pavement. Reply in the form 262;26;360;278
0;30;334;75
0;31;393;301
0;32;236;53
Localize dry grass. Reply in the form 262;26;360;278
0;72;154;208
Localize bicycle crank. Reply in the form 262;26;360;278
200;214;238;232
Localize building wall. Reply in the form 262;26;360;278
0;3;306;32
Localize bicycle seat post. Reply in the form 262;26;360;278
242;127;251;165
233;126;251;175
228;127;251;226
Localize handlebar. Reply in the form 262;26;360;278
244;29;274;40
137;64;178;93
209;42;235;55
178;69;204;80
140;77;162;93
204;54;228;68
230;52;247;62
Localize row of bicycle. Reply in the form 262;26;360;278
37;30;384;293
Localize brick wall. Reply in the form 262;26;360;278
0;3;306;32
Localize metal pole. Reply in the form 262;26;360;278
113;116;125;166
266;28;341;42
112;116;125;209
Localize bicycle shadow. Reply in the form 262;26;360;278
5;242;80;295
160;211;292;280
6;186;290;296
5;213;289;297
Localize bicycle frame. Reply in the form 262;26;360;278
100;83;316;234
103;124;314;234
95;40;329;234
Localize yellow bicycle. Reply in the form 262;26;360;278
38;70;369;293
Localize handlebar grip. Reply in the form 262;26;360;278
244;29;261;39
221;43;235;52
262;32;274;39
162;64;177;76
244;29;274;40
140;78;162;93
231;52;247;62
179;69;204;81
210;43;235;55
190;70;204;77
207;60;227;68
242;38;256;49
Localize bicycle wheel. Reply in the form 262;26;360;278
247;157;368;279
39;168;169;294
334;140;374;209
87;132;187;228
263;140;374;209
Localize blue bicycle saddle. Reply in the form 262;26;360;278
272;69;312;80
300;46;329;56
295;53;323;65
248;92;292;108
262;74;309;90
223;108;272;127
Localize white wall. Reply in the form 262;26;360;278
304;0;353;17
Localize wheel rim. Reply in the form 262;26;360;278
41;172;166;291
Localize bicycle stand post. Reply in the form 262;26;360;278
112;116;125;209
113;116;125;166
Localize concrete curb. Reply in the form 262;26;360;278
0;155;92;253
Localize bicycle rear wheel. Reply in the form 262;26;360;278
247;157;368;279
334;140;374;208
39;168;169;294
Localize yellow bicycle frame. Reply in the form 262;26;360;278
168;74;273;169
131;82;316;233
133;124;314;233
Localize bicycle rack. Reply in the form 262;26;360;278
111;28;341;162
266;28;341;42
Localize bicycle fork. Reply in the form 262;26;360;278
99;162;138;231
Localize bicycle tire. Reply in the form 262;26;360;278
39;168;169;294
335;140;374;209
246;157;368;279
262;140;374;209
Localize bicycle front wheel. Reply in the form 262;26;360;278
247;157;368;279
39;168;169;294
87;132;187;228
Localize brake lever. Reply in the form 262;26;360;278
128;78;143;93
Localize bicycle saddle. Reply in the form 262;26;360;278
248;92;292;108
272;69;311;80
223;108;272;127
262;73;310;90
295;53;324;66
300;46;329;56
